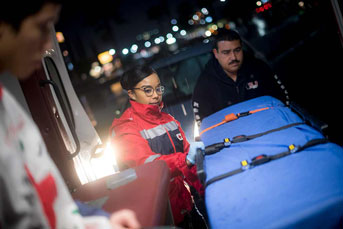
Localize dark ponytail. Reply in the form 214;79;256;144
120;65;156;90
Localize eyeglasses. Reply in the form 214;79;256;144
133;85;165;97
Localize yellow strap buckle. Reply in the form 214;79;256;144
289;144;298;153
241;160;249;170
224;138;232;146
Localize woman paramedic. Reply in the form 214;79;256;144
110;65;207;228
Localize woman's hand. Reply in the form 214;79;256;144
109;209;141;229
186;141;205;167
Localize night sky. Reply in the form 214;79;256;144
57;0;201;49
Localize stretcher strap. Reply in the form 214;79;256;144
200;107;271;136
204;122;305;155
204;138;328;188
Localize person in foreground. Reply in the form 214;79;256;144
110;65;207;228
192;29;286;125
0;1;140;228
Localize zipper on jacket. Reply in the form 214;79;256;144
164;127;177;154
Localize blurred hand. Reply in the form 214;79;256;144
186;141;205;165
109;209;141;229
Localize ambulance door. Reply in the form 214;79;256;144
19;27;118;190
331;0;343;46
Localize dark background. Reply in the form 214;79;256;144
55;0;343;145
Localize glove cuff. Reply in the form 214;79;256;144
186;154;195;165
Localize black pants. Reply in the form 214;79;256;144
177;187;209;229
177;206;208;229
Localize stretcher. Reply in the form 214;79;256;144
197;96;343;228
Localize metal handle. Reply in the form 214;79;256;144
40;79;80;158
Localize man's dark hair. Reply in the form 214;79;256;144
213;29;242;50
120;65;156;91
0;0;62;31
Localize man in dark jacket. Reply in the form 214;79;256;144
192;29;286;125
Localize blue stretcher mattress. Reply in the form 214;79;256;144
200;96;343;228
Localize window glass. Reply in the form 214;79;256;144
155;52;212;106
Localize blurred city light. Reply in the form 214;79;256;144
56;32;65;43
89;62;102;78
171;19;177;24
130;44;138;53
211;24;218;30
110;82;123;96
256;2;272;13
166;37;176;45
143;32;150;40
67;63;74;71
144;41;151;48
205;16;213;23
140;49;149;58
103;62;114;77
252;16;267;36
192;14;199;21
154;37;161;44
180;30;187;36
62;50;68;57
201;8;209;15
109;48;116;55
172;25;179;32
205;30;212;37
122;48;129;55
97;51;113;65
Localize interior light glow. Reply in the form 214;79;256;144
90;141;119;180
73;140;119;184
194;121;200;140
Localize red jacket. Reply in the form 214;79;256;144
110;100;204;224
